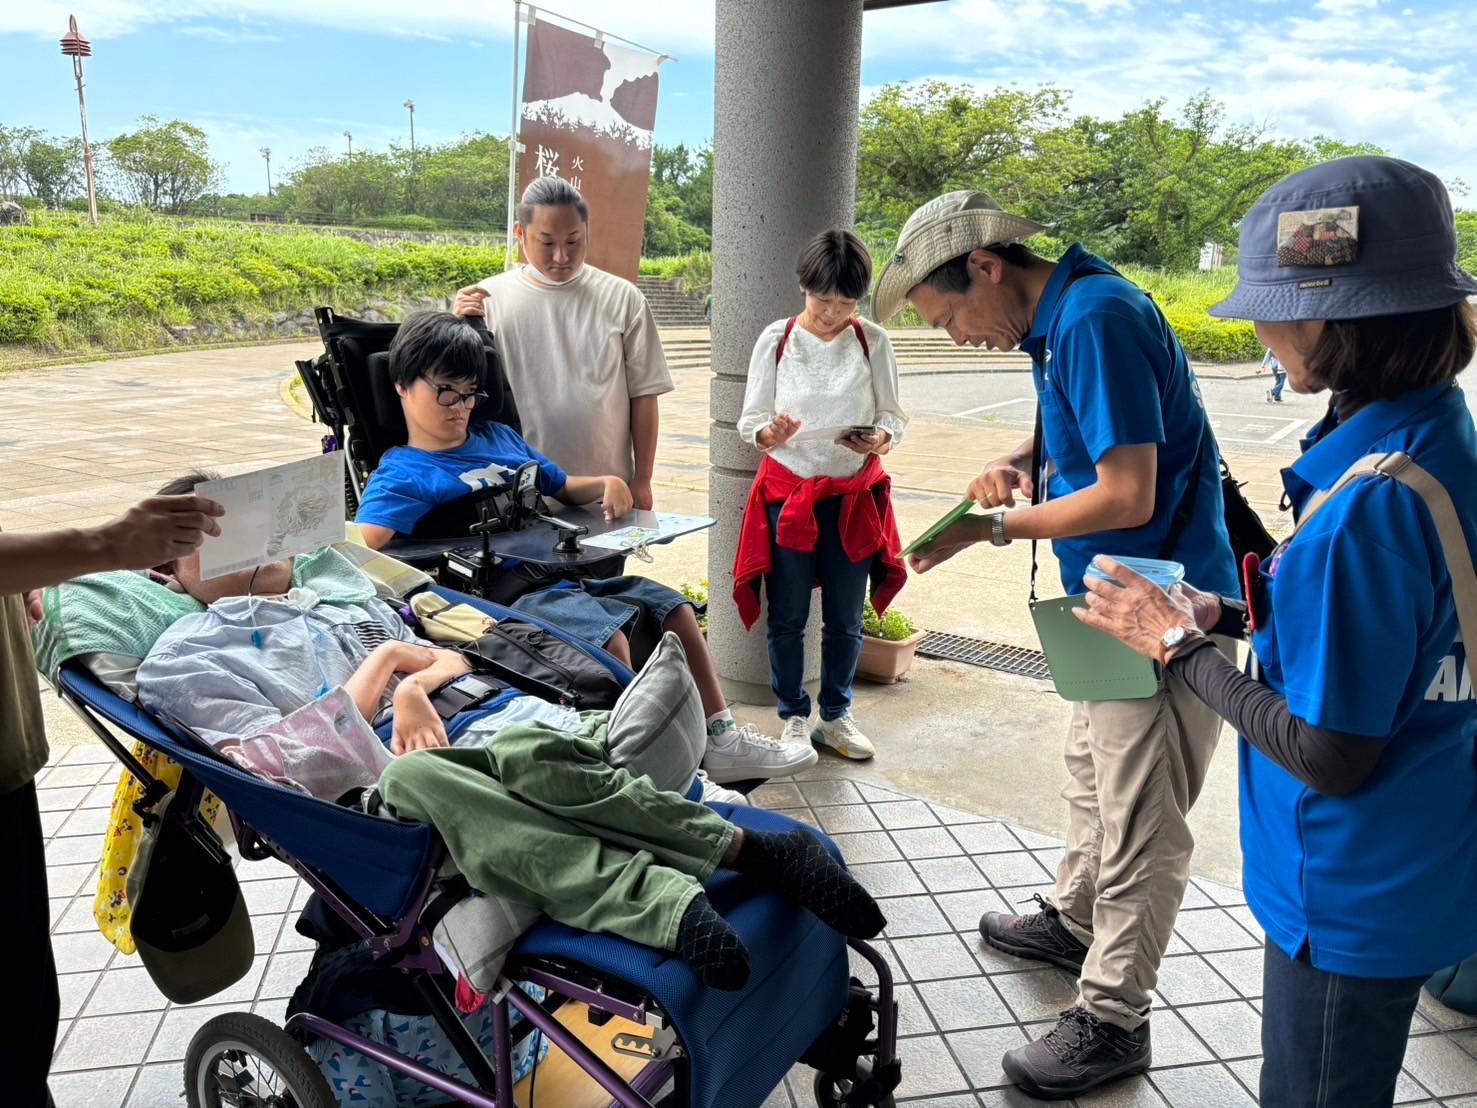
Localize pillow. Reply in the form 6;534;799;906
32;570;203;697
603;631;705;794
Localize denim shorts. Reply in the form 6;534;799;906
509;575;691;648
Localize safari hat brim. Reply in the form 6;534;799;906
873;191;1045;321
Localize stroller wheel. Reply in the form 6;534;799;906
184;1012;334;1108
813;1058;897;1108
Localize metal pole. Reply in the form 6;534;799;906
503;0;524;270
72;56;97;223
261;147;272;197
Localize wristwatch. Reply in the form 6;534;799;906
1159;625;1195;664
990;512;1011;547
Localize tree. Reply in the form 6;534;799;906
1456;210;1477;273
856;81;1073;233
0;125;34;200
643;143;712;254
19;133;84;209
106;115;222;212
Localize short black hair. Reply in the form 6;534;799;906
157;470;221;496
388;311;485;389
1305;301;1475;408
920;242;1034;296
516;176;590;225
796;230;872;300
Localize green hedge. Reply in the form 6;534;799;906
4;214;1268;363
0;212;507;355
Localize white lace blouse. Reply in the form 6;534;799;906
737;317;908;479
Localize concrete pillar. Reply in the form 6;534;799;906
708;0;864;705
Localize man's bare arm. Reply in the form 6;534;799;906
0;495;223;598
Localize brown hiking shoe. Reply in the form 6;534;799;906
1002;1006;1150;1100
979;893;1089;972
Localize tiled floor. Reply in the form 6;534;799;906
40;743;1477;1108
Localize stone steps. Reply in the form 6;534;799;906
637;276;709;327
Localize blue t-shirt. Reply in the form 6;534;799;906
1020;245;1238;597
1242;383;1477;978
355;422;568;536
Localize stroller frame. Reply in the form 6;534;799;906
55;588;900;1108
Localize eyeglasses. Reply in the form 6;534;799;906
421;379;489;409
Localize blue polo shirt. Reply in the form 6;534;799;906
1020;245;1237;597
1243;382;1477;977
355;421;568;537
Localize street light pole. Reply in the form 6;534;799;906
343;130;353;158
403;99;416;214
260;147;272;197
59;15;98;224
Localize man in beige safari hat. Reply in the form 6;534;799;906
880;192;1239;1100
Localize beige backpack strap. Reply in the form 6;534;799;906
1381;455;1477;659
1293;451;1477;660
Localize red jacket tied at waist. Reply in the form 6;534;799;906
732;452;907;631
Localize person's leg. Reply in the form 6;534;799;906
1001;641;1228;1098
1074;653;1225;1029
380;720;883;946
981;704;1095;968
602;629;632;668
0;780;60;1108
660;604;726;716
378;739;722;950
764;502;818;721
1260;940;1426;1108
1272;370;1287;401
813;498;872;723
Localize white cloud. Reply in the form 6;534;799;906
1316;0;1380;12
857;0;1475;194
173;24;281;43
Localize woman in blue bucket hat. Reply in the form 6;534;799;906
1074;156;1477;1107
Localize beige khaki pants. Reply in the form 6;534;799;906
1051;638;1230;1030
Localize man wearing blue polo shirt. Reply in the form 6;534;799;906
877;191;1239;1099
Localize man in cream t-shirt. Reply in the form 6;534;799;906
452;177;672;509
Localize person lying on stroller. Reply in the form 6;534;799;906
353;311;816;789
132;519;884;991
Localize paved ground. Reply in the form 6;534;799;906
35;747;1477;1108
11;337;1477;1105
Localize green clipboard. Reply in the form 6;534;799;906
902;500;979;557
1031;596;1163;701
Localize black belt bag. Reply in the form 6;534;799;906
461;622;623;710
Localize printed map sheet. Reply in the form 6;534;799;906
198;453;346;579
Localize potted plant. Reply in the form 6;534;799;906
679;579;709;637
857;597;926;683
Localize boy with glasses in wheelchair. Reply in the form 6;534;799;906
354;312;817;790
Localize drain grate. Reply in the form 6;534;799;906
917;632;1051;681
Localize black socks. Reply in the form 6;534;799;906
732;828;886;940
676;894;751;991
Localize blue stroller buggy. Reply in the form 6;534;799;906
55;583;902;1107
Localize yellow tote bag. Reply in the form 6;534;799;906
93;743;224;955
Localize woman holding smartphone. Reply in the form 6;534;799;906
733;230;908;761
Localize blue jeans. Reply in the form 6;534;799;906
1271;369;1287;400
764;498;873;721
1260;939;1426;1108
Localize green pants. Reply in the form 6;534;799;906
377;712;736;951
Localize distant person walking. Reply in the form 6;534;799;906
1261;347;1287;403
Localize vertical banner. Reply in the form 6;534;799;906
517;17;661;283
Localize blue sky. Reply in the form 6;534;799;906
5;0;1474;201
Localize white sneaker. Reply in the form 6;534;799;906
696;769;749;806
703;717;818;784
813;713;876;761
781;714;812;748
